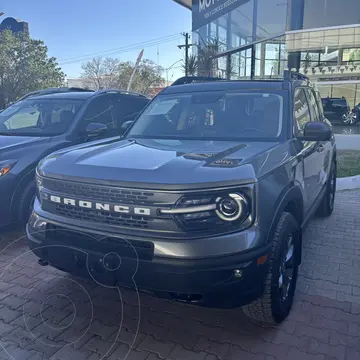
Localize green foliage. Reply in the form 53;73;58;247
182;54;199;76
81;57;164;94
0;30;65;108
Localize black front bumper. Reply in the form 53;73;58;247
27;223;270;309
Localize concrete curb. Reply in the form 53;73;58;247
337;175;360;191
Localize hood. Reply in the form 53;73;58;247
0;135;51;153
40;138;288;189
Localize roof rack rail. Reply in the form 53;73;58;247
171;76;224;86
95;89;148;97
283;70;309;81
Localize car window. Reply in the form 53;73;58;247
112;96;150;126
0;99;84;136
294;88;311;134
81;95;116;130
330;99;347;106
127;91;285;141
305;89;321;122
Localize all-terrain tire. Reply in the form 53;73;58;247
242;212;300;324
316;160;336;217
18;180;36;224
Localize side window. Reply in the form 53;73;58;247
80;96;116;130
113;96;150;126
294;88;311;135
305;89;321;122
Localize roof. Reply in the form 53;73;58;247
161;80;285;95
27;92;95;100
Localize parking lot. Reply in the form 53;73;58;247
0;190;360;360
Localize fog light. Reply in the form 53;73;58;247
233;269;243;279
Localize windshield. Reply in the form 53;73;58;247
126;91;285;141
0;98;84;136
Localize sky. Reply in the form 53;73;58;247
1;0;192;81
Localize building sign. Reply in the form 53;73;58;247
0;17;29;34
192;0;250;30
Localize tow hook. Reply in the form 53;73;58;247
38;259;49;266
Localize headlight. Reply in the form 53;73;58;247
160;189;253;233
215;193;248;222
0;160;17;177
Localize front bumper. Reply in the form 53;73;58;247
27;210;271;309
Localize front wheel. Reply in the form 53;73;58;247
242;212;300;324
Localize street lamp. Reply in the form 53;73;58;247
165;59;183;86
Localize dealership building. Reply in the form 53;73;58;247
173;0;360;108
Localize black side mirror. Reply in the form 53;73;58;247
85;122;107;137
298;121;332;142
120;120;134;134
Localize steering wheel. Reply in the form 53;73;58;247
242;128;265;134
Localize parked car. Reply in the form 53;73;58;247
321;96;357;125
28;71;336;324
0;88;150;227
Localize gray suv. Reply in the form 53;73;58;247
27;71;336;324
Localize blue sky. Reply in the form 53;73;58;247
1;0;191;80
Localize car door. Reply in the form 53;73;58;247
294;88;322;212
322;99;337;122
75;94;118;140
305;88;330;191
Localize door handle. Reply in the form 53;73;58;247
317;144;325;152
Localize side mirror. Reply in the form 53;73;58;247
298;121;332;142
120;120;134;134
85;122;107;137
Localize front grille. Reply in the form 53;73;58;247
43;178;156;205
55;204;153;229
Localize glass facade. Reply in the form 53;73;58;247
303;0;360;30
187;0;360;116
193;0;288;52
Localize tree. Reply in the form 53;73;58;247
181;54;199;76
81;57;164;94
80;57;120;89
0;29;65;108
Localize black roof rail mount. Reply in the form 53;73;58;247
171;76;225;86
283;70;309;81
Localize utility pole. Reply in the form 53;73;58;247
178;32;192;76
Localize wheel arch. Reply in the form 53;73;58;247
267;186;304;265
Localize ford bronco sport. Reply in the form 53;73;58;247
27;71;336;324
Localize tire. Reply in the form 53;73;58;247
242;212;300;324
316;160;336;218
18;180;36;224
342;111;357;125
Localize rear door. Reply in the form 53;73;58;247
305;88;330;191
294;88;322;212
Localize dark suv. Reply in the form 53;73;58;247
27;71;336;324
0;89;150;227
321;96;357;124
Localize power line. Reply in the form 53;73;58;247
59;33;186;65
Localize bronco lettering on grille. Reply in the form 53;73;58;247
49;195;151;216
